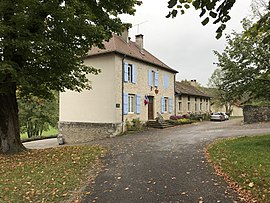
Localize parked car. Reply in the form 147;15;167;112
210;112;226;121
221;112;229;120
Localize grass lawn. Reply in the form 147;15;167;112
207;134;270;202
0;146;105;202
20;127;58;140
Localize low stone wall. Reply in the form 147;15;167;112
59;122;123;144
243;105;270;124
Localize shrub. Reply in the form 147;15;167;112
170;115;184;120
126;118;144;131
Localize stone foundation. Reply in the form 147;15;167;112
243;105;270;124
59;122;123;144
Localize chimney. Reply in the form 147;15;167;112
190;79;197;86
120;28;129;43
135;34;144;50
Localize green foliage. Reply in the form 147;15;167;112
208;68;240;114
166;0;236;38
208;134;270;202
20;126;58;141
0;0;141;97
18;92;59;138
213;29;270;101
126;118;144;131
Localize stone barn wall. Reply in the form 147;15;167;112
243;105;270;124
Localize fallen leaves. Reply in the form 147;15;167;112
0;145;105;202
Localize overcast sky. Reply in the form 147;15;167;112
121;0;252;86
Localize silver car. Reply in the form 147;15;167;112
210;112;226;121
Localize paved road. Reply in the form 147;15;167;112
23;138;58;149
81;118;270;203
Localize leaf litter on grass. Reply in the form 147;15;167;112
0;145;106;203
206;134;270;203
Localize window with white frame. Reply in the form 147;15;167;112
164;97;168;112
127;64;133;82
124;63;136;83
128;94;135;113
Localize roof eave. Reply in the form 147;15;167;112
84;51;178;74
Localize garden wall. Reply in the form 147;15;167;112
59;122;122;144
243;105;270;124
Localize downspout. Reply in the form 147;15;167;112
121;55;126;133
174;74;176;115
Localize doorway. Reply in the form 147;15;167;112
148;96;154;120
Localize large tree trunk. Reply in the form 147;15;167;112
0;84;26;154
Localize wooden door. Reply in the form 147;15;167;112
148;96;154;120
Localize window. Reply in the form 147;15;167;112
124;63;136;83
188;96;190;101
178;95;182;100
128;64;133;82
164;97;169;112
188;102;190;111
164;74;169;89
178;101;182;112
128;95;135;113
148;69;158;87
195;97;197;102
161;96;172;113
200;103;202;111
152;70;155;87
195;103;198;112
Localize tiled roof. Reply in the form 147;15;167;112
86;33;178;73
175;81;211;98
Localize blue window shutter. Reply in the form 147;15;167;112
161;96;164;114
154;71;158;87
148;69;152;87
164;75;168;89
124;63;128;82
132;64;136;83
169;97;172;113
136;94;141;114
123;93;128;115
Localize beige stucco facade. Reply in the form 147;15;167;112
175;95;211;115
60;54;119;123
59;53;176;143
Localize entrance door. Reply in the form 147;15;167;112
148;96;154;120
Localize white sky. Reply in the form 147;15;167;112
121;0;252;86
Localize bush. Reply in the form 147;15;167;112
170;115;184;120
126;118;144;131
168;118;192;125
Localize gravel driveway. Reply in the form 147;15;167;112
81;118;270;203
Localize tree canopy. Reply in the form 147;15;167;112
0;0;141;98
211;4;270;106
167;0;237;39
0;0;141;154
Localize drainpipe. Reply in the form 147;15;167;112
174;74;176;115
122;54;126;133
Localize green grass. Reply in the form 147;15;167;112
0;146;105;202
20;127;58;139
208;134;270;202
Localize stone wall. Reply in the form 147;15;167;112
59;122;122;144
243;105;270;124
